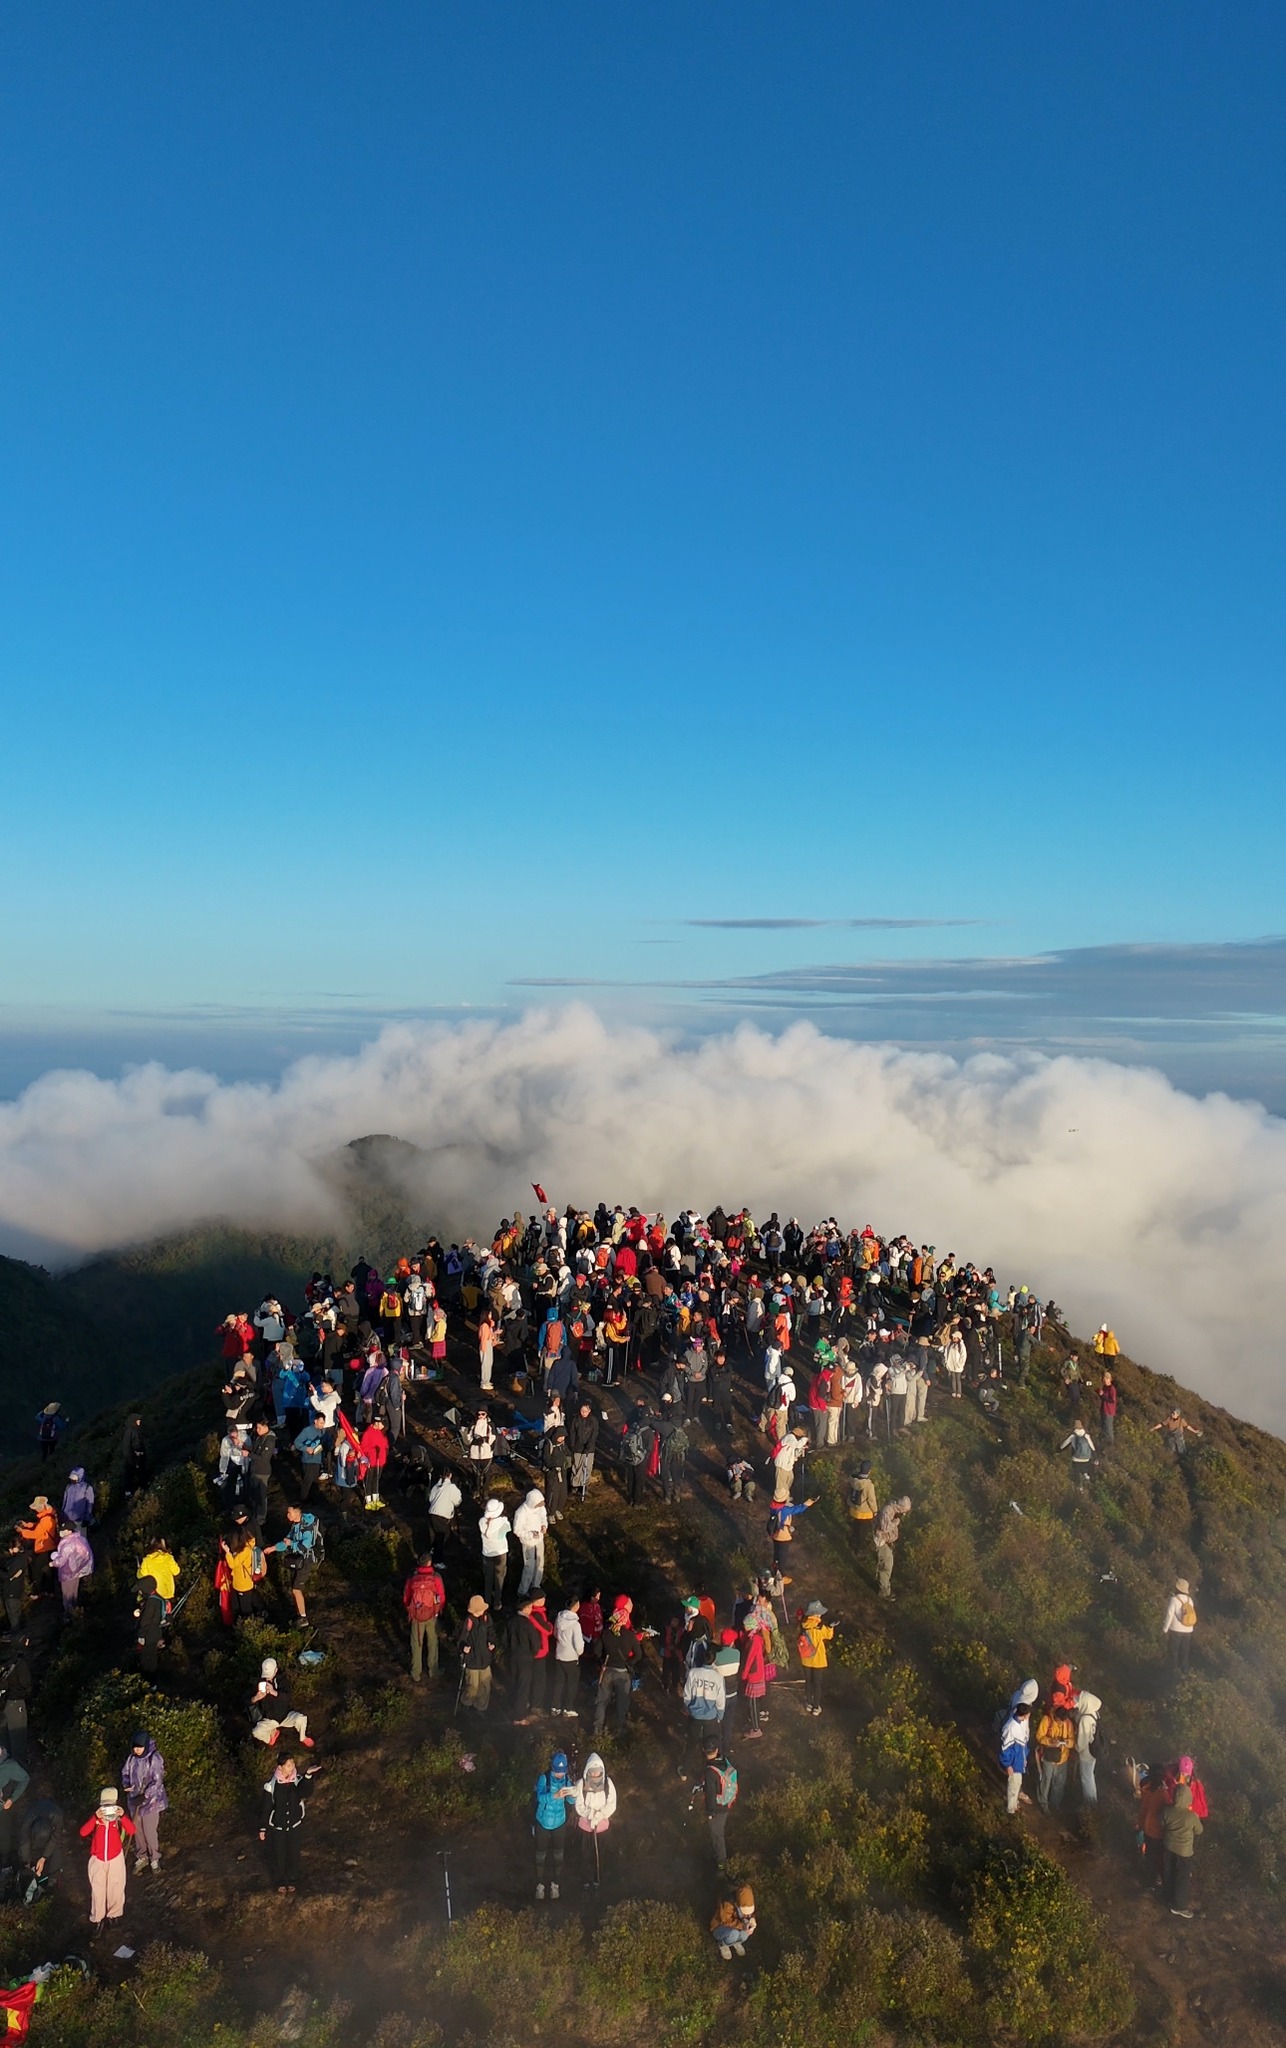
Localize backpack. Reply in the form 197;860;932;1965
407;1572;442;1622
796;1630;812;1660
623;1428;649;1466
296;1516;324;1564
1180;1598;1197;1629
709;1758;739;1808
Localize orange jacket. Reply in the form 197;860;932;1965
18;1507;57;1555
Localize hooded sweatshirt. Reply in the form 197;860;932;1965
573;1753;617;1833
1162;1784;1203;1857
479;1503;512;1557
513;1491;549;1545
120;1741;168;1815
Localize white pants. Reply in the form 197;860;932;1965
519;1540;545;1594
253;1711;309;1744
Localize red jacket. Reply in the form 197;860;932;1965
359;1425;389;1469
80;1813;135;1860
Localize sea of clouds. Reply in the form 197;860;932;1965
1;1005;1283;1433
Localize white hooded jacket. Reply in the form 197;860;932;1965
513;1491;549;1545
479;1502;512;1557
573;1753;617;1832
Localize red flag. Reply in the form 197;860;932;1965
0;1983;39;2041
338;1409;369;1477
532;1183;548;1205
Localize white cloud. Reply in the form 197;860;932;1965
2;1006;1283;1433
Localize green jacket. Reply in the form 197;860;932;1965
0;1755;29;1805
1162;1786;1203;1857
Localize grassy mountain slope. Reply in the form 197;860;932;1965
0;1213;1283;2040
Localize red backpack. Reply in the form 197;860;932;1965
406;1571;443;1622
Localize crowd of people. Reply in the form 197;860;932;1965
4;1198;1213;1950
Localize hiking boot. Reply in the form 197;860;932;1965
536;1884;546;1900
718;1944;733;1960
150;1857;161;1872
1171;1908;1193;1919
550;1883;559;1899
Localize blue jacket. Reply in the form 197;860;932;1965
534;1770;571;1830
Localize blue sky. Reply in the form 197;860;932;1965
2;4;1284;1086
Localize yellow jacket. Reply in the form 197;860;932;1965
1093;1330;1120;1358
222;1539;258;1594
799;1618;834;1669
139;1548;180;1600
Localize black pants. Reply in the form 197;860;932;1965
4;1597;22;1635
1168;1633;1192;1679
429;1514;453;1550
483;1556;507;1603
248;1478;269;1531
546;1473;568;1518
805;1667;822;1709
625;1462;646;1505
683;1714;721;1769
708;1809;728;1869
269;1826;302;1886
1166;1849;1193;1911
594;1667;631;1733
534;1824;565;1880
551;1659;580;1711
4;1699;28;1765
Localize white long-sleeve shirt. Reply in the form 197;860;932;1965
554;1610;585;1661
1163;1593;1194;1635
514;1499;548;1544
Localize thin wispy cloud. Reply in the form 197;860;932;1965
682;917;982;930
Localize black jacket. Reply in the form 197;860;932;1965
458;1613;498;1670
568;1411;600;1456
262;1776;307;1833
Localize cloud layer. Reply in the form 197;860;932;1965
2;1006;1284;1433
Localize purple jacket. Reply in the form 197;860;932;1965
120;1741;168;1815
49;1532;93;1581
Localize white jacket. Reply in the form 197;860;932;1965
514;1495;548;1545
479;1508;511;1558
555;1610;585;1661
574;1755;617;1831
428;1475;462;1521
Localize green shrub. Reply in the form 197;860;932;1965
59;1671;235;1830
585;1899;724;2046
963;1838;1134;2043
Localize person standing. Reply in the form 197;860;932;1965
265;1507;322;1627
1098;1373;1118;1446
259;1756;311;1895
80;1789;134;1930
999;1701;1032;1813
134;1575;168;1673
847;1462;877;1527
478;1306;497;1393
2;1542;28;1638
120;1733;167;1873
358;1418;389;1509
457;1595;497;1714
403;1554;445;1682
550;1596;585;1717
1033;1697;1075;1814
568;1402;600;1497
428;1470;462;1553
797;1600;834;1716
1163;1578;1197;1681
468;1409;497;1498
571;1752;616;1887
1059;1422;1096;1481
1153;1409;1203;1457
479;1500;512;1607
1162;1784;1202;1917
511;1594;554;1724
16;1498;57;1598
593;1597;641;1736
679;1650;726;1772
694;1735;738;1871
1074;1691;1102;1807
873;1496;912;1600
49;1525;93;1617
514;1490;549;1596
533;1748;574;1899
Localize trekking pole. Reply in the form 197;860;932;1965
592;1829;601;1889
438;1848;453;1925
453;1657;466;1720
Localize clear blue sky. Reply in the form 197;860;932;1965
2;3;1284;1023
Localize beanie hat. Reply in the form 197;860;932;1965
736;1885;755;1911
261;1658;278;1678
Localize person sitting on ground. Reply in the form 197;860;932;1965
710;1883;757;1961
249;1658;315;1749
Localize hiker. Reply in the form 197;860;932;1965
872;1496;912;1599
249;1659;314;1748
468;1408;497;1496
120;1733;167;1873
135;1575;167;1674
260;1755;313;1895
1163;1578;1197;1679
847;1462;877;1526
1163;1784;1202;1917
3;1542;28;1637
771;1428;809;1503
1075;1690;1102;1806
61;1468;95;1529
80;1787;134;1929
999;1700;1032;1813
1;1643;32;1764
568;1401;600;1496
265;1506;323;1625
1093;1324;1120;1362
550;1595;585;1716
1098;1372;1118;1446
542;1427;570;1521
480;1499;512;1606
679;1647;726;1771
1059;1422;1096;1479
0;1743;29;1866
403;1553;446;1681
428;1469;463;1551
1135;1765;1168;1889
710;1884;757;1961
511;1593;554;1722
293;1421;326;1502
138;1537;181;1614
457;1594;498;1714
49;1524;93;1616
514;1489;548;1596
122;1414;149;1496
1153;1409;1203;1457
218;1528;264;1622
619;1408;654;1507
798;1599;834;1715
593;1595;642;1734
727;1457;757;1502
246;1422;276;1535
36;1402;67;1462
659;1412;691;1504
693;1734;738;1871
739;1610;771;1734
941;1328;966;1397
533;1748;574;1898
16;1497;57;1596
358;1418;389;1508
1033;1695;1076;1813
19;1798;64;1895
768;1496;815;1564
571;1751;616;1886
